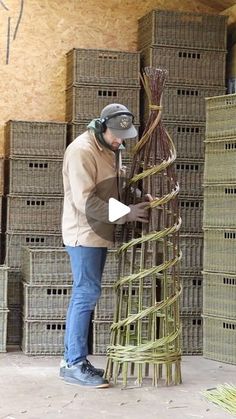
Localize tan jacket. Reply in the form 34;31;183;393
62;130;125;247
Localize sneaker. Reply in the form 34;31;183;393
59;359;104;378
63;360;109;388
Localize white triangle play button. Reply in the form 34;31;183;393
108;198;130;222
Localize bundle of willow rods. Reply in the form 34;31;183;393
105;67;182;387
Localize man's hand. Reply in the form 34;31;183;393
126;202;150;223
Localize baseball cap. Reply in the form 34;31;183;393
100;103;138;139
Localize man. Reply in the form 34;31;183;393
61;103;149;388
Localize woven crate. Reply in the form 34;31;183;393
7;195;63;232
138;9;227;50
102;249;153;285
204;140;236;183
66;85;140;123
203;315;236;364
7;269;22;306
21;318;65;355
8;158;63;195
180;275;203;314
0;309;8;352
203;271;236;319
181;315;203;354
7;306;21;345
5;120;67;158
143;85;225;123
204;228;236;273
94;285;152;320
92;320;150;355
203;184;236;228
92;320;111;354
175;161;204;197
22;247;72;285
23;283;72;319
0;265;8;309
165;122;205;160
66;48;140;87
5;232;63;269
141;46;226;87
180;234;203;274
205;94;236;139
179;198;203;233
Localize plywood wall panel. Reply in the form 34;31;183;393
0;0;224;154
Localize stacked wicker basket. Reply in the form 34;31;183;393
138;9;227;354
21;247;72;355
203;94;236;365
65;47;140;172
4;121;67;346
65;48;141;355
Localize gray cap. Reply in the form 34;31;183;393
100;103;138;139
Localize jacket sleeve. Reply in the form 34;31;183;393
66;146;126;224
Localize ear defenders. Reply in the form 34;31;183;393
99;111;134;133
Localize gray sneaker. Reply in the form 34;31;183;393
59;359;104;378
63;360;109;388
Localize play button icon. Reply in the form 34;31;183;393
108;198;130;222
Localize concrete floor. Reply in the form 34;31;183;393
0;350;235;419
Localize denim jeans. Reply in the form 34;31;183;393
64;245;107;366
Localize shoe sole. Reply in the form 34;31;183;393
64;376;109;388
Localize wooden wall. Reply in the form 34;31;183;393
0;0;228;154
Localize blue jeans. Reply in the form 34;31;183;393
64;245;107;366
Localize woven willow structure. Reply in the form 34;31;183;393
105;67;182;386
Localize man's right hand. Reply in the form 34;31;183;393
126;202;150;223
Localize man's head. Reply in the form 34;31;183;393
100;103;137;142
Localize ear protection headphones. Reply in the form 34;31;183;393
96;111;134;133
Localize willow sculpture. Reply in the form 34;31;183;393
105;67;182;387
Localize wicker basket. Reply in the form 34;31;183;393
7;195;63;233
203;228;236;273
203;184;236;228
5;232;63;270
141;46;226;87
203;315;236;364
7;307;21;345
0;266;8;309
66;48;140;87
205;93;236;139
180;275;203;314
5;120;67;158
165;122;205;160
179;198;203;233
0;309;9;352
22;247;72;285
66;85;140;123
175;161;204;197
180;234;203;274
138;9;227;51
23;283;72;319
181;315;203;354
204;140;236;183
143;84;225;123
203;271;236;319
7;269;22;306
8;158;63;195
94;285;152;320
21;318;65;355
